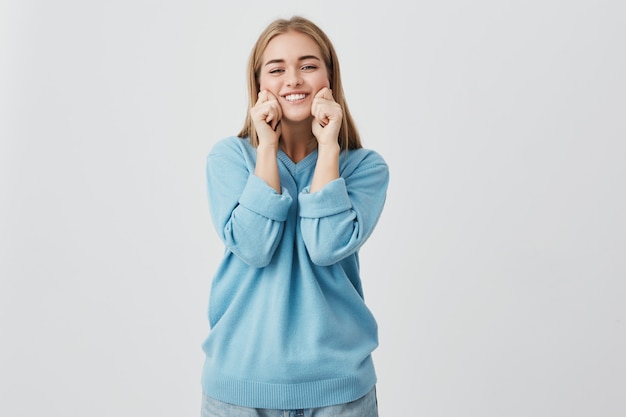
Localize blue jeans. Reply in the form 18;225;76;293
201;387;378;417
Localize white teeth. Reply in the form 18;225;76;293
284;93;306;101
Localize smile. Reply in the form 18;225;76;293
283;93;307;102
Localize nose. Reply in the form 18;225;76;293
286;71;302;87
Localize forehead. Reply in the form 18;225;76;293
262;31;322;62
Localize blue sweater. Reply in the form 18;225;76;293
201;136;389;409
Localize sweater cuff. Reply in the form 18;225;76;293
298;178;352;218
239;175;292;221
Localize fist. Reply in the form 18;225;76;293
311;88;342;145
251;89;283;146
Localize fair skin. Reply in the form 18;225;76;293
250;30;342;193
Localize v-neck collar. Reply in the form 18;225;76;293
277;148;318;175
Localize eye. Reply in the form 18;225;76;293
301;64;318;71
269;68;284;74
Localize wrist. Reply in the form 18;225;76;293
256;143;279;154
316;141;340;154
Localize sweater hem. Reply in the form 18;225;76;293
201;364;377;409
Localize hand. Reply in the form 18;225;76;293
250;90;282;147
311;88;342;146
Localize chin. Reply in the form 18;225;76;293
283;112;313;124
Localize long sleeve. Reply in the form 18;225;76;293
206;140;293;268
298;152;389;266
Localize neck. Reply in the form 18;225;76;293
279;120;317;163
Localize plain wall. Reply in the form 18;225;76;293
1;0;625;416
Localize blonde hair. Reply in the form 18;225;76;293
237;16;362;150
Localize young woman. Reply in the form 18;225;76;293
201;16;389;417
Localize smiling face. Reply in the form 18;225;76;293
258;30;330;124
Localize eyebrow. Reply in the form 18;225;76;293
264;55;321;66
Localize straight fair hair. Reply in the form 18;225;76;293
237;16;362;150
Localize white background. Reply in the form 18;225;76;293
1;0;625;416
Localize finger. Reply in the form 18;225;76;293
263;90;281;103
315;87;334;101
267;110;278;130
257;89;276;104
273;98;283;123
311;100;331;126
314;110;329;127
268;103;283;130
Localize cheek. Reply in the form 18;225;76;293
320;68;331;88
321;74;331;89
258;74;268;91
259;75;278;92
